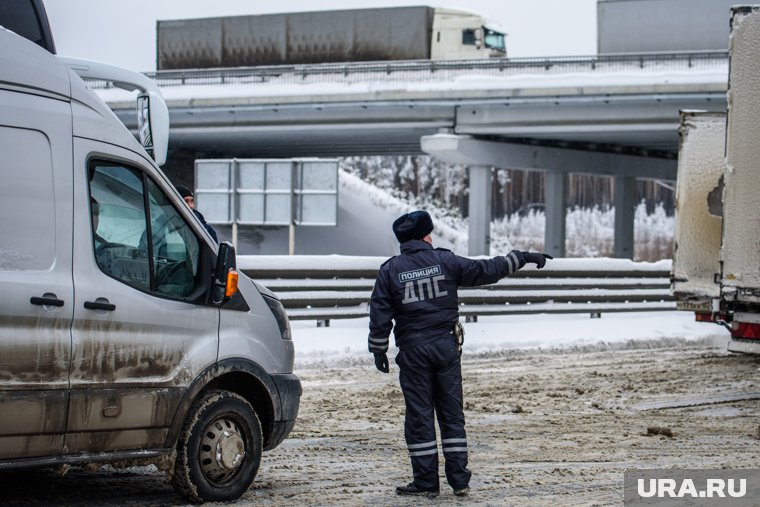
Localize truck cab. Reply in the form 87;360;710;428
0;3;300;503
431;8;507;60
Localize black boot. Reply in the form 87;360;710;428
396;483;440;498
453;486;470;497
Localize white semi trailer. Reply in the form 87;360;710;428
671;6;760;353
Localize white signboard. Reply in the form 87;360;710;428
295;160;339;225
194;158;339;227
194;160;233;224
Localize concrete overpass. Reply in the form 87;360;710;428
99;52;728;257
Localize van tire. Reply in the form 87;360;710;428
171;390;263;503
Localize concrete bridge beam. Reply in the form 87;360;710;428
421;134;676;258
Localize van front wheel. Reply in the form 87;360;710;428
172;390;263;503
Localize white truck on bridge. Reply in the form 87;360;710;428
671;6;760;353
156;6;506;70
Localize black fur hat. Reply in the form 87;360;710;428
176;185;193;199
392;210;434;243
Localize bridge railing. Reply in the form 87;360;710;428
87;51;728;89
238;255;675;326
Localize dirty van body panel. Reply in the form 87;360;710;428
217;275;301;448
218;274;294;374
68;137;219;454
0;32;74;459
66;388;183;451
163;356;300;451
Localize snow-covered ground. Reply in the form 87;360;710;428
291;311;731;366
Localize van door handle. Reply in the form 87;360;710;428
84;300;116;311
30;296;65;307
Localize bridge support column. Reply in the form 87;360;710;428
614;176;637;259
544;171;567;258
468;165;491;256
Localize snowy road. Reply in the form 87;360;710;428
2;313;757;506
242;332;759;506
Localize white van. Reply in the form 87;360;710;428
0;2;300;503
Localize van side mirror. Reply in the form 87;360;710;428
137;91;169;166
211;242;238;306
59;57;170;167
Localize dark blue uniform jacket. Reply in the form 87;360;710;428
368;240;525;353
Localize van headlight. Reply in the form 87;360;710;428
263;295;291;340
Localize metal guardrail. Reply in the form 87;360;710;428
88;51;728;90
240;256;675;326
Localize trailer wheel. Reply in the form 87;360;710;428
171;390;262;503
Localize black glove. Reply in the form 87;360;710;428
522;252;553;269
374;353;389;373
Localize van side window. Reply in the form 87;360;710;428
146;178;200;297
90;164;151;291
89;162;201;299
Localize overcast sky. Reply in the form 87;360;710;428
44;0;598;72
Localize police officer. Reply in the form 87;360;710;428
368;210;551;498
176;184;218;243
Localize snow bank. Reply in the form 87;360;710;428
237;254;671;273
290;311;730;366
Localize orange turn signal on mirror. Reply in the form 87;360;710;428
226;269;239;297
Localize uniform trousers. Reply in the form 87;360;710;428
395;333;471;490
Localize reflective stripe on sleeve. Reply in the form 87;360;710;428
505;253;515;273
506;251;520;273
368;336;389;353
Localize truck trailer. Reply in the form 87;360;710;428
671;6;760;353
156;6;507;70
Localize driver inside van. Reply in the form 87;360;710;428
91;197;106;247
91;196;116;274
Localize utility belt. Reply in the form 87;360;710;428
453;321;464;355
